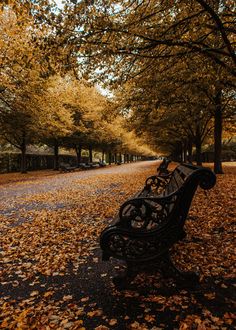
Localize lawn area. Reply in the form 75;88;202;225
0;162;235;330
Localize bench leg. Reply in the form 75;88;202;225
113;262;137;290
111;254;199;290
161;253;199;285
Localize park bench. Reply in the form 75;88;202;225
78;163;91;170
99;160;107;167
79;162;101;170
100;163;216;289
88;162;100;169
59;162;77;172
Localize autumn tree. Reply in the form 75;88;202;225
61;79;115;164
0;2;77;172
36;75;75;170
0;3;45;172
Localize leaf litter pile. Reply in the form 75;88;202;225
0;162;235;330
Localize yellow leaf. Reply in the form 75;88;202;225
109;319;117;326
81;297;89;302
43;291;53;298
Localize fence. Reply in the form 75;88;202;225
0;153;78;173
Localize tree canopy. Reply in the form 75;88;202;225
0;0;235;172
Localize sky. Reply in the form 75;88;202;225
53;0;64;9
52;0;113;97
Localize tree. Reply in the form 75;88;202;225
0;3;76;172
0;88;45;172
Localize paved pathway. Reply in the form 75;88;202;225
0;161;158;222
0;161;157;200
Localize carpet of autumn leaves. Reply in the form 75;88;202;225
0;161;235;330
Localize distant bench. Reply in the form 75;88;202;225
100;163;216;289
78;162;107;170
59;162;77;172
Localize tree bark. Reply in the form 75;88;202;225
53;140;59;170
108;151;112;165
194;124;202;165
195;140;202;165
214;89;223;173
187;137;193;163
20;135;27;173
89;145;93;163
75;145;82;166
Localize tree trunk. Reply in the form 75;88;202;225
89;146;93;163
108;152;112;165
75;145;82;166
214;89;223;173
194;124;202;165
178;142;183;163
102;150;105;162
195;140;202;165
183;141;187;163
20;136;27;173
187;137;193;163
53;140;59;170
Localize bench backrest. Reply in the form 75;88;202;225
165;163;215;193
161;163;216;227
120;164;216;230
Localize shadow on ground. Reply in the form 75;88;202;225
1;248;235;330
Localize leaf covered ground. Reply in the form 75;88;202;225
0;162;235;330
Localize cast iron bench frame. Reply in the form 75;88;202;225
100;163;216;289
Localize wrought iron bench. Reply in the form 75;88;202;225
100;163;216;289
59;162;77;172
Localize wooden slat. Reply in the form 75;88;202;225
173;171;184;188
165;175;178;195
176;164;194;179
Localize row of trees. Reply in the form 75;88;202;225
58;0;235;173
0;2;155;173
1;1;235;173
